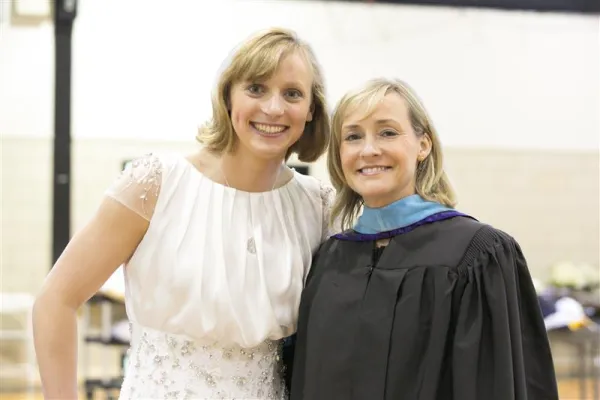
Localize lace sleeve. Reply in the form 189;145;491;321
320;181;337;241
104;153;164;221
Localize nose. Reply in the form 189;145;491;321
360;136;382;157
260;94;285;117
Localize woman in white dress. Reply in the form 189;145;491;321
33;27;334;400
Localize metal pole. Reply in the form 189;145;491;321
52;0;78;266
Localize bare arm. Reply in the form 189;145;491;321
33;198;148;398
33;153;163;399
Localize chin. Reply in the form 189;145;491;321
247;139;291;160
352;181;388;195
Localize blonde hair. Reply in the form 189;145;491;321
197;28;330;162
328;78;457;229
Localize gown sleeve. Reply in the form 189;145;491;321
104;153;164;221
451;227;559;400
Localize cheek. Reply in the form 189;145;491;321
228;102;240;127
229;109;240;128
393;142;419;168
235;112;247;129
290;105;311;126
229;94;251;128
339;145;356;176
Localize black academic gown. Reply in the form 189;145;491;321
290;215;558;400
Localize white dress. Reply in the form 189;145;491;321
104;153;334;400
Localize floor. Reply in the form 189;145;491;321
0;379;598;400
558;379;600;399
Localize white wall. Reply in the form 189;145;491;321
0;0;598;150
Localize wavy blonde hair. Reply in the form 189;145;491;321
197;28;330;162
328;78;457;230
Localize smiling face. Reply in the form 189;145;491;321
340;92;432;208
228;51;314;161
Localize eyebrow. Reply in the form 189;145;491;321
247;77;308;87
342;123;361;131
374;118;399;126
283;81;310;92
342;118;401;130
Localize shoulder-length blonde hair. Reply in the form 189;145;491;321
328;78;457;230
197;28;330;162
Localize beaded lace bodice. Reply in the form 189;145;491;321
119;325;286;399
104;153;335;399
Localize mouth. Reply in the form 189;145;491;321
357;166;392;176
251;122;289;137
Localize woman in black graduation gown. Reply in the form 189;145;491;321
290;78;558;400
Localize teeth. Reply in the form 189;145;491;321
253;123;286;134
361;167;388;174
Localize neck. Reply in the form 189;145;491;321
220;149;283;192
353;194;453;234
363;192;415;209
363;181;418;209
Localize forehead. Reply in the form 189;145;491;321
236;49;313;89
269;52;313;85
344;92;410;126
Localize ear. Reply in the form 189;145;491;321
417;134;432;162
224;92;232;111
306;103;315;122
224;82;233;110
306;92;318;122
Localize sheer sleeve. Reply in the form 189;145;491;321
104;153;164;221
319;182;337;241
451;227;559;400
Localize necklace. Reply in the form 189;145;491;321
220;162;282;192
220;160;283;254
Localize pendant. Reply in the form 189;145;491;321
247;237;256;254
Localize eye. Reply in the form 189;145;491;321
380;129;399;137
285;89;303;100
246;84;264;96
343;132;362;141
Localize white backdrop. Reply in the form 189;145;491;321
1;0;598;150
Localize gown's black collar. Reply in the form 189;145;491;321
333;210;474;242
